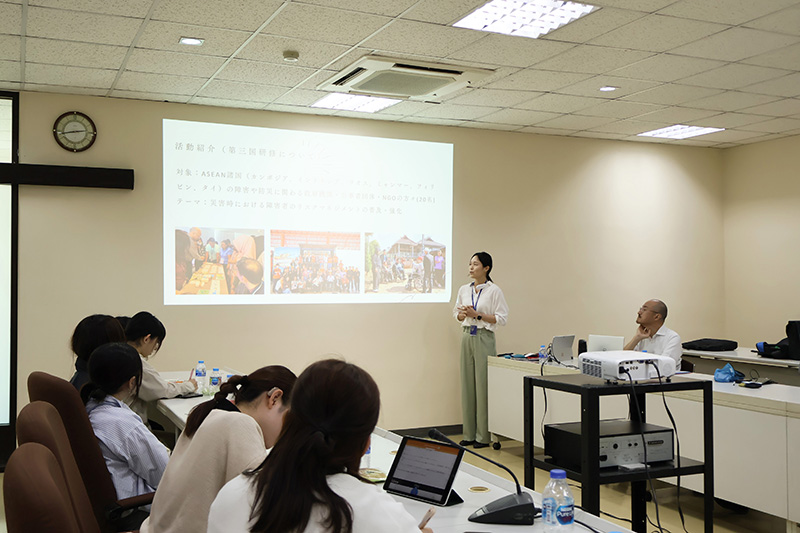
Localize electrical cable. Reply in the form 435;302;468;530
574;519;603;533
623;369;665;533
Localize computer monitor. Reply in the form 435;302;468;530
587;334;624;352
551;335;575;360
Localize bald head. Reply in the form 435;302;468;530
636;299;668;328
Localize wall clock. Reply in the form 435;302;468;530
53;111;97;152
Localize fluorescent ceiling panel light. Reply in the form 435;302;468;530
311;93;401;113
638;125;725;140
454;0;597;39
179;37;204;46
599;86;618;92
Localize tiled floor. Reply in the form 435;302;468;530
455;435;789;533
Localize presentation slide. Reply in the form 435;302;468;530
0;184;10;425
163;119;453;305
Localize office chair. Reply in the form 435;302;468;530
16;401;101;533
4;442;82;533
680;359;695;372
27;371;154;532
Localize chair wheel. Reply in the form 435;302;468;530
492;442;501;450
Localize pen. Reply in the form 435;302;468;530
418;506;435;529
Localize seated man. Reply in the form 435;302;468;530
235;258;265;294
624;299;682;366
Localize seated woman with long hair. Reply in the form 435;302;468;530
208;359;433;533
140;365;296;533
82;342;170;528
69;314;126;391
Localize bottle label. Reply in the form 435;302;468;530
196;370;206;377
556;503;574;525
210;376;220;386
542;497;556;524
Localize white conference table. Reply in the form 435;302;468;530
156;370;632;533
682;347;800;386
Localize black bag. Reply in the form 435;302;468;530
682;338;738;351
785;320;800;360
756;321;800;360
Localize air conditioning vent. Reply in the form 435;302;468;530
317;55;493;101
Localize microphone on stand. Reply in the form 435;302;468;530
428;429;538;525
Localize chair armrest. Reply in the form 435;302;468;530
105;492;154;520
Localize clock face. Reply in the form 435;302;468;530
53;111;97;152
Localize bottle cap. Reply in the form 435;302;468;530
550;469;567;479
198;360;204;363
213;368;219;371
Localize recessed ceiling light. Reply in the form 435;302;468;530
638;125;725;140
283;50;300;63
179;37;204;46
311;93;401;113
453;0;597;39
599;86;618;92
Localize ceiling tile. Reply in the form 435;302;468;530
0;35;20;61
297;69;338;90
475;108;561;126
682;91;782;112
518;126;578;136
216;59;317;88
115;71;207;96
744;5;800;37
556;75;660;99
743;117;800;133
740;42;800;71
265;3;391;46
26;38;127;69
741;72;800;97
108;89;190;103
692;129;772;142
25;63;116;88
577;99;664;119
738;97;800;117
533;45;654;74
0;60;20;83
669;27;800;62
23;83;105;96
0;3;21;35
587;119;672;135
633;106;720;123
446;88;540;108
399;116;465;127
459;121;523;131
571;131;630;140
264;102;338;115
297;0;419;17
401;0;486;25
29;0;153;18
686;112;773;129
127;49;226;77
486;68;592;92
363;20;483;57
622;83;723;105
152;0;284;32
588;14;726;53
413;103;500;120
27;6;143;46
271;88;328;106
588;0;676;11
608;53;724;83
196;79;289;102
136;21;251;57
238;34;351;69
541;7;647;44
0;82;21;91
677;63;790;90
534;114;618;130
516;93;605;113
655;0;797;25
190;96;266;110
447;33;575;68
378;100;437;116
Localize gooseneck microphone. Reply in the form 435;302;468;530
428;428;538;525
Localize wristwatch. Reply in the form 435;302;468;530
477;315;483;321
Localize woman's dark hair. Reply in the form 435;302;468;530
183;365;297;438
115;316;131;334
472;251;493;282
247;359;380;533
125;311;167;348
80;342;143;404
70;314;126;362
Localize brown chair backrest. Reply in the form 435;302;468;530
17;401;101;533
27;371;119;531
4;442;82;533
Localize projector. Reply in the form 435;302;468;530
579;351;676;382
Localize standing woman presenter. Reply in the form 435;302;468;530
453;252;508;449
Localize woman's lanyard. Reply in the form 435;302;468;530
470;285;484;336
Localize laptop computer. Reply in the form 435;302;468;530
587;334;625;352
551;335;575;360
384;436;464;506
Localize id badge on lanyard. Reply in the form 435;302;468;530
470;325;478;336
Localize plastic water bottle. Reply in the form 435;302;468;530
209;368;221;394
361;443;371;469
542;469;574;531
539;344;548;362
195;360;207;395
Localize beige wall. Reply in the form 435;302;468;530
723;135;800;348
16;91;726;429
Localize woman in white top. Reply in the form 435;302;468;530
208;359;433;533
453;252;508;449
124;311;197;424
140;365;296;533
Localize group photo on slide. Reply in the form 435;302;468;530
269;230;361;295
366;233;447;294
175;227;265;295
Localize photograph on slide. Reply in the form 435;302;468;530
365;233;447;295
